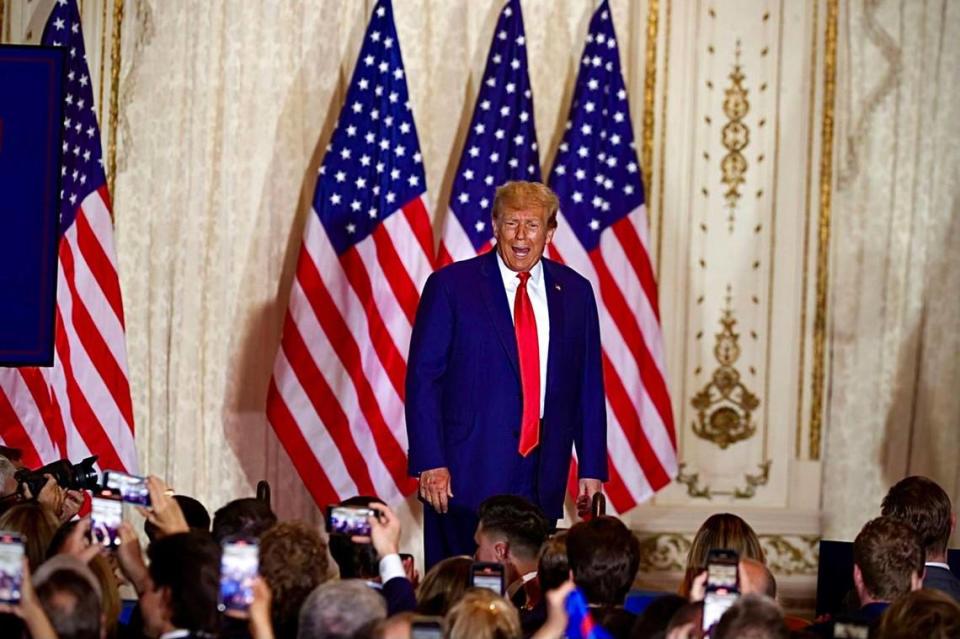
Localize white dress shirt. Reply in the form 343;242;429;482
496;252;550;417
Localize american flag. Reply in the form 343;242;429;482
437;0;540;266
0;0;137;473
266;0;432;507
548;1;676;512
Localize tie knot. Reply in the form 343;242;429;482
517;271;531;285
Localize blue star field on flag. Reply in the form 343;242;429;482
548;0;644;253
41;0;107;233
449;0;541;251
313;0;427;256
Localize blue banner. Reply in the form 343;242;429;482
0;45;64;366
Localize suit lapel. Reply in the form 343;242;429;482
543;259;564;405
478;250;520;381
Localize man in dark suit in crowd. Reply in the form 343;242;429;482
473;495;550;610
809;517;924;638
406;181;607;567
882;475;960;601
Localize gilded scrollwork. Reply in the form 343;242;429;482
691;287;760;449
720;39;750;231
635;532;819;577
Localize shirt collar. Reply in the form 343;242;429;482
926;561;952;570
495;250;544;290
160;631;192;639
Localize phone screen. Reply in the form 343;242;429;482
91;495;123;548
218;539;259;612
471;563;504;595
0;534;24;604
702;553;740;631
411;619;443;639
103;471;151;506
328;506;374;536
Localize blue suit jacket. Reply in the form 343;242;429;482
405;250;607;518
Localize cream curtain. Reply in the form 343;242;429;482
821;0;960;543
109;0;650;547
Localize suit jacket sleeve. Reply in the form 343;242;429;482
381;576;418;616
405;272;453;475
575;284;608;480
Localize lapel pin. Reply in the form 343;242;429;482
554;283;562;291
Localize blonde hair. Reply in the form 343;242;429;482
877;588;960;639
444;588;521;639
681;513;765;597
492;181;559;229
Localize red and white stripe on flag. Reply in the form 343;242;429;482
0;0;136;473
266;0;432;508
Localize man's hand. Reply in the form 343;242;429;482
135;476;188;538
116;522;150;595
575;478;603;518
352;502;401;558
32;475;66;518
418;467;453;514
56;518;103;563
59;489;85;522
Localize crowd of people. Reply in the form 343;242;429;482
0;448;956;639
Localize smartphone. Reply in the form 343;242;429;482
218;538;259;613
702;549;739;631
400;552;414;574
470;561;504;596
326;505;375;536
0;533;24;604
832;621;870;639
91;493;123;548
411;616;443;639
103;470;151;506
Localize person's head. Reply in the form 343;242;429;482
740;558;776;599
145;495;210;542
876;588;960;639
34;565;102;639
492;181;558;272
475;495;550;578
211;497;276;544
881;475;955;561
85;553;121;638
444;588;521;639
852;516;925;605
260;520;331;638
416;555;473;616
536;532;569;594
328;496;385;580
0;502;59;569
683;513;765;596
667;601;703;634
297;579;387;639
712;594;788;639
141;531;220;637
373;611;416;639
566;516;640;605
0;455;17;496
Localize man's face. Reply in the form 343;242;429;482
474;523;503;563
493;205;555;272
139;583;171;638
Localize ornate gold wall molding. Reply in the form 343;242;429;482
636;531;819;576
809;0;838;460
691;286;759;449
720;39;750;230
107;0;123;199
642;0;658;201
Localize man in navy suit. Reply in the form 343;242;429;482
882;475;960;601
406;181;607;567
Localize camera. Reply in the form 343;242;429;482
14;456;100;498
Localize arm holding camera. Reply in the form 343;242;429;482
352;502;417;615
116;521;151;595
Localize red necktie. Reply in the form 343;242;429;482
514;271;540;457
